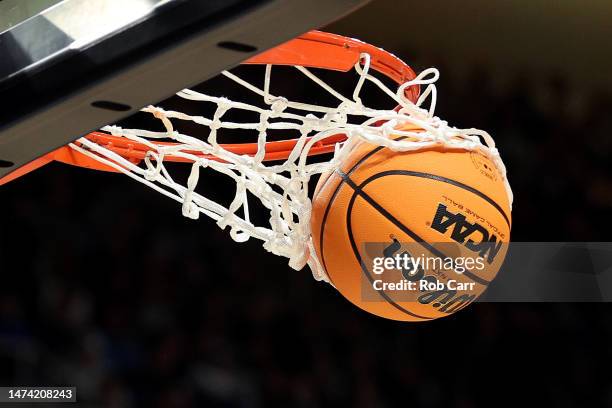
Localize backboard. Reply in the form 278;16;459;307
0;0;369;181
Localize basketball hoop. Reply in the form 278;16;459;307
0;31;512;283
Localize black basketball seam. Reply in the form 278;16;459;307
337;170;491;286
361;170;511;227
317;139;407;282
346;185;433;320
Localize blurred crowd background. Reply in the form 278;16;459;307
2;0;612;407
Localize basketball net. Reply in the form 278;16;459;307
66;35;513;283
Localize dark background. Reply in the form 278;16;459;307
2;0;612;406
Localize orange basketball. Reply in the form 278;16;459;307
311;129;512;322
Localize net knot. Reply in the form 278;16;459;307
270;97;288;115
257;111;271;133
381;122;395;139
182;201;200;220
104;125;122;136
287;177;305;195
210;101;231;131
322;101;350;126
301;114;318;133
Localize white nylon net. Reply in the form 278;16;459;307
68;53;512;282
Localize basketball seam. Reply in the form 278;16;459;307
317;142;398;283
337;169;491;286
361;170;511;227
316;138;436;320
345;184;433;320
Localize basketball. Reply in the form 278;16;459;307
311;128;512;321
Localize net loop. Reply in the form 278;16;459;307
143;151;164;181
182;161;201;220
270;97;289;115
352;52;371;105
